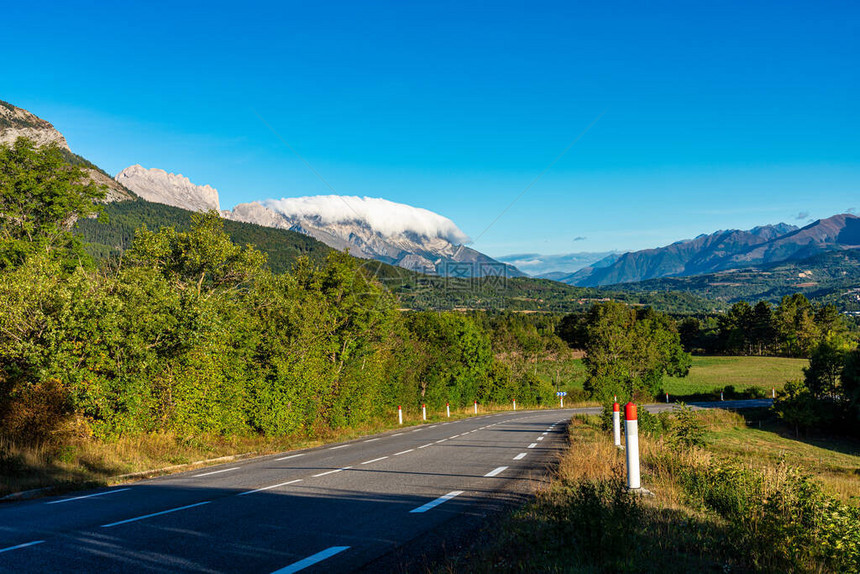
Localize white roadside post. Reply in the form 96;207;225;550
446;402;450;418
560;395;564;408
720;390;724;401
474;400;478;415
772;387;775;399
398;405;403;425
612;402;622;447
665;392;669;403
624;402;641;489
422;403;427;421
513;399;516;411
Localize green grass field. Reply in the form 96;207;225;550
534;355;807;398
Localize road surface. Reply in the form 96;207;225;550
0;400;770;573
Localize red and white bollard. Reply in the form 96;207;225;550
446;402;450;418
720;390;724;401
560;395;564;408
665;392;669;403
624;403;641;489
772;387;775;399
513;399;516;411
398;405;403;425
612;402;621;447
422;403;427;421
474;400;478;415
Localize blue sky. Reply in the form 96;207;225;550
2;0;858;256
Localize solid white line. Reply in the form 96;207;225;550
363;438;380;443
328;445;349;450
271;546;350;574
428;425;438;428
411;428;423;432
409;491;464;513
362;456;389;465
392;433;404;436
393;449;414;456
513;453;527;460
238;479;303;496
417;443;433;449
101;501;211;528
46;487;131;505
194;467;239;478
485;466;508;477
276;453;305;461
0;540;45;554
528;443;538;449
312;466;352;477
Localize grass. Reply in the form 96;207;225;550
663;355;806;396
436;407;860;573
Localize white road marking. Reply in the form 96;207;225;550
101;501;211;528
363;438;380;443
428;425;438;428
272;546;350;574
435;439;447;443
312;467;352;477
276;453;305;461
537;437;544;441
361;456;389;465
409;490;464;513
194;467;239;478
46;487;131;505
0;540;45;554
542;432;548;435
411;428;423;432
394;449;414;456
514;453;527;460
528;443;538;448
449;434;460;439
418;443;433;449
238;479;303;496
328;445;349;450
485;466;508;477
392;433;404;437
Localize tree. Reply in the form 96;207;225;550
0;137;106;269
804;339;847;399
580;302;690;400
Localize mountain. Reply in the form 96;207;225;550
558;218;860;286
0;99;135;202
116;165;220;212
495;251;620;278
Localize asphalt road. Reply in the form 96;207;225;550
0;400;770;573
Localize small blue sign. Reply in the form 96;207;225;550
556;391;567;396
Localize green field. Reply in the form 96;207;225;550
662;355;806;396
534;355;807;398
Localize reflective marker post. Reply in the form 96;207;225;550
513;399;516;411
624;403;641;489
474;400;478;415
398;405;403;425
612;402;621;447
446;402;450;418
422;403;427;421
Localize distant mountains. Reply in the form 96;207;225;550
495;251;620;278
559;217;860;287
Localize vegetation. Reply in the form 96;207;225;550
661;355;805;398
440;409;860;573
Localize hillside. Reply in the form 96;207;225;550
564;217;860;286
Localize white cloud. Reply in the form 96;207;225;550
263;195;470;243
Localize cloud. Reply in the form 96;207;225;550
848;207;856;214
572;236;587;242
263;195;470;244
794;211;809;220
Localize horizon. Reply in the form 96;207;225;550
2;1;857;258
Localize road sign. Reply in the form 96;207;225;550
555;391;567;397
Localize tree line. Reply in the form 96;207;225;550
0;138;564;445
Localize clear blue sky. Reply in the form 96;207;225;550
2;0;858;256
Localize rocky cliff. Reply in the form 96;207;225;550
115;165;220;212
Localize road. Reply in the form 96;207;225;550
0;400;770;573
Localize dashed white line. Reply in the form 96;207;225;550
392;433;404;437
428;425;438;428
537;437;544;441
101;501;211;528
514;453;527;460
46;487;131;505
328;444;349;450
272;546;350;574
542;432;548;435
276;453;305;461
0;540;45;554
238;479;303;496
394;449;414;456
363;438;380;443
312;467;352;477
409;491;464;513
194;467;239;478
449;434;460;439
528;443;538;448
418;443;433;449
361;456;389;465
435;439;447;443
485;466;508;477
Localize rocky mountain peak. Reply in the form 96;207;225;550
116;165;220;212
0;99;69;149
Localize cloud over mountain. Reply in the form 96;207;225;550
262;195;470;244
